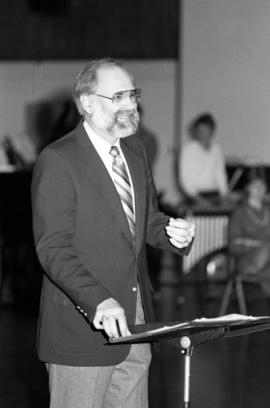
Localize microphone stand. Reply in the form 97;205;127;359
180;336;193;408
177;330;225;408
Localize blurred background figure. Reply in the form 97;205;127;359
0;132;37;305
179;112;228;206
27;95;81;155
228;167;270;298
0;139;10;167
1;133;36;169
134;103;158;172
134;104;161;291
51;97;80;143
2;136;26;168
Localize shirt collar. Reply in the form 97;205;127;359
83;120;120;156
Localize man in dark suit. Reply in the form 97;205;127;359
31;58;195;408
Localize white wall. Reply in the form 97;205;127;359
2;2;269;202
0;60;177;199
181;0;270;165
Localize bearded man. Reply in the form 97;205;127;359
31;58;195;408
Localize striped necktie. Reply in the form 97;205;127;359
110;145;136;240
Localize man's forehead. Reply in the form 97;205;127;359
96;66;134;93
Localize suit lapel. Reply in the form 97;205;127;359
75;124;139;246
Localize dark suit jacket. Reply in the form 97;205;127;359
31;122;191;366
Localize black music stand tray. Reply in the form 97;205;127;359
109;315;270;408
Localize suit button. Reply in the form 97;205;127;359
132;286;137;292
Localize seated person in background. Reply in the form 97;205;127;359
228;169;270;297
179;112;228;206
134;104;158;172
0;134;36;170
0;138;10;167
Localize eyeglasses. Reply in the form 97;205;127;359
94;88;142;105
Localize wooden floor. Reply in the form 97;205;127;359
0;280;270;408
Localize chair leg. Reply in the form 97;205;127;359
235;278;247;315
219;280;233;316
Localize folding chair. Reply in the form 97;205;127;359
218;254;257;316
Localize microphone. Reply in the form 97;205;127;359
180;336;191;349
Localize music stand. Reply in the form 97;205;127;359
109;315;270;408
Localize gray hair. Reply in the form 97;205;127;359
73;58;132;115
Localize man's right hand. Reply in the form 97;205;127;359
93;297;131;338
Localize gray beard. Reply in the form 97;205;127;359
108;109;140;138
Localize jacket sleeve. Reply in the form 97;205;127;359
142;145;193;256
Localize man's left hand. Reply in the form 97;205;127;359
165;218;195;249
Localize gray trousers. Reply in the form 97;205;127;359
47;289;152;408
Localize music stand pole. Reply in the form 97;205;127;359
180;336;193;408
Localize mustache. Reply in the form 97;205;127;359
114;109;139;122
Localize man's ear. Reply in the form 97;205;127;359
80;94;94;114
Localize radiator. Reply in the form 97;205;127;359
183;212;229;273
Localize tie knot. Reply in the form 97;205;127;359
110;145;120;158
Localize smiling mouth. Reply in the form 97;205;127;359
116;112;134;122
117;114;129;122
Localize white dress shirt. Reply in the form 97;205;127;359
179;139;228;197
83;120;136;215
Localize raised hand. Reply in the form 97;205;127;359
165;217;195;249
